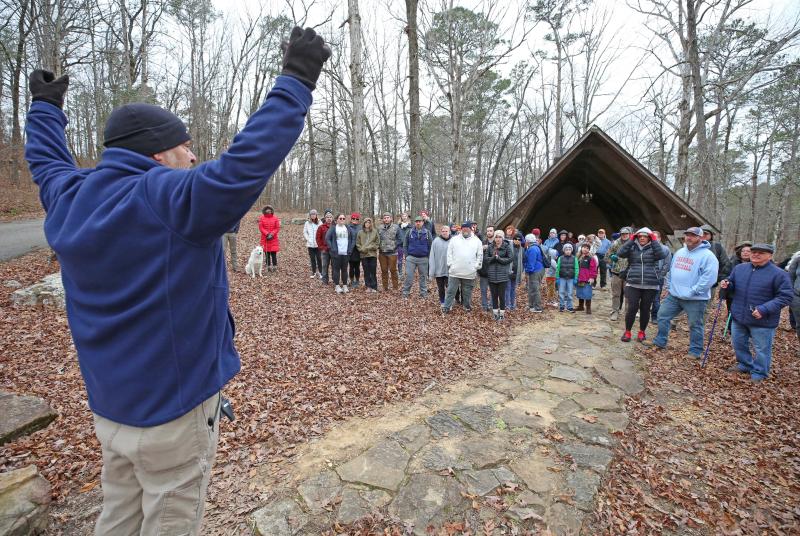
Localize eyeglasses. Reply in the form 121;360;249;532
337;217;346;220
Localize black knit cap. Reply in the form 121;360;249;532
103;103;191;156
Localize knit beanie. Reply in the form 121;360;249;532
563;243;574;253
525;233;536;244
104;103;191;156
532;228;541;236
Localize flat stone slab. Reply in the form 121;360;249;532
596;412;629;432
560;418;616;447
541;352;577;365
611;358;635;371
551;399;582;420
566;469;602;512
459;469;501;496
410;442;470;473
573;393;621;411
459;437;509;469
336;487;391;525
510;456;562;494
513;354;551;374
391;424;430;455
595;366;644;395
450;405;496;433
336;439;409;491
297;470;341;513
388;473;464;535
426;411;467;439
549;365;591;383
540;379;587;396
252;498;308;536
545;502;586;535
556;443;614;472
0;465;51;536
0;392;57;445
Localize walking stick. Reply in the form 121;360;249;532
700;298;724;369
722;312;732;338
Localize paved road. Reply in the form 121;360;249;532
0;218;48;262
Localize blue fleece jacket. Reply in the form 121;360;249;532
726;261;793;328
405;227;432;257
668;242;719;300
523;244;545;273
25;76;312;427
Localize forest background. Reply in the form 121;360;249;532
1;0;800;256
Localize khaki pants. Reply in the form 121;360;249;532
378;253;399;290
223;233;238;271
93;393;221;536
610;273;624;314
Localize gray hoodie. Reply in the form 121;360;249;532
428;235;450;278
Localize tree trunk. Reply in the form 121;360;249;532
686;0;712;217
348;0;368;210
406;0;423;216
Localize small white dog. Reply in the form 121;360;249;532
245;246;264;278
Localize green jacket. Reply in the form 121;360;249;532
608;238;629;274
356;228;380;258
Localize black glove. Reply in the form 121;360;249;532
29;69;69;109
280;26;331;90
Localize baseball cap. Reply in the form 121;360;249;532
750;243;774;253
684;226;703;236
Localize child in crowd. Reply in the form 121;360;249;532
576;243;598;314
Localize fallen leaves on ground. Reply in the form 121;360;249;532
0;212;543;534
588;316;800;535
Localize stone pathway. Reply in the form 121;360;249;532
251;298;643;535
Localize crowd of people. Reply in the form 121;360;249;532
223;209;799;374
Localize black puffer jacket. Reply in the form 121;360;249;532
618;239;667;288
484;241;513;283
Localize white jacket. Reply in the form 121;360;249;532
447;234;483;279
303;220;320;248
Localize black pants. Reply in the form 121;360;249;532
266;252;277;267
331;254;349;285
348;258;361;282
435;276;448;303
307;247;321;274
490;281;508;310
624;286;657;332
361;257;378;289
597;253;607;287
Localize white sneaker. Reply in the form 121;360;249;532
310;274;317;278
335;285;342;293
342;285;349;293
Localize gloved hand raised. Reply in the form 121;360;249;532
281;26;332;90
29;69;70;109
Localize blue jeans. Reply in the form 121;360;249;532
650;284;663;323
480;276;489;310
558;279;574;310
730;320;776;380
654;294;707;356
505;277;517;309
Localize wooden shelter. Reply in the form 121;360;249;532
495;126;717;239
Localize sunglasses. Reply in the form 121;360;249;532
351;217;360;221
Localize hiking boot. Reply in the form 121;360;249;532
621;331;632;342
576;299;585;311
610;311;619;321
585;301;592;314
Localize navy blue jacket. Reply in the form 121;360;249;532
726;261;793;328
325;224;356;256
618;239;667;288
405;227;432;257
25;76;312;426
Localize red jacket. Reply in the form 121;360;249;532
258;214;281;252
316;222;330;252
